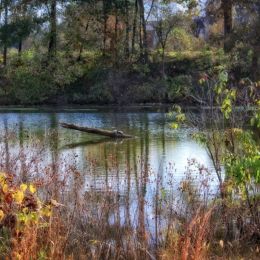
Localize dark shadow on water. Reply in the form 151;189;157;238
60;138;128;150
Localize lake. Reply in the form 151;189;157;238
0;107;220;247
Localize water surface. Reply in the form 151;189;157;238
0;107;219;244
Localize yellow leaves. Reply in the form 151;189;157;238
0;177;37;206
0;173;6;186
20;184;27;192
40;205;52;217
231;128;243;135
171;122;179;129
254;81;260;88
2;183;8;193
14;252;22;260
18;211;39;226
17;183;36;195
29;184;36;194
13;190;25;204
199;78;206;85
0;210;4;221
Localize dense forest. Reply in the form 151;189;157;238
0;0;259;105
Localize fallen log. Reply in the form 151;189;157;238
60;123;133;138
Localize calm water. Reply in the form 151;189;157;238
0;107;219;244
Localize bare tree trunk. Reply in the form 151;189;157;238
124;0;130;59
251;46;259;80
139;11;143;54
3;47;7;66
132;0;138;55
251;5;260;80
77;21;90;61
18;40;22;56
48;0;57;58
103;0;108;56
3;0;8;66
60;123;133;138
222;0;232;51
138;0;148;63
162;46;166;77
114;6;119;66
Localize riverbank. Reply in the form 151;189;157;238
1;48;253;106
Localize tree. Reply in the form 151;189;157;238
138;0;148;63
1;0;9;65
10;0;36;56
48;0;57;57
153;3;181;77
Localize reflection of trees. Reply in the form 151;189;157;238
3;117;10;173
18;116;27;182
49;113;60;198
0;111;176;257
125;140;131;228
137;113;149;258
60;138;114;150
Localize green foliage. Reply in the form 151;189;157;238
229;43;253;78
5;52;84;104
250;100;260;128
87;82;114;103
192;132;208;145
224;130;260;185
220;89;236;119
168;105;186;129
167;75;192;100
179;70;260;197
8;64;56;104
0;17;34;48
168;27;201;51
131;63;150;76
223;99;260;190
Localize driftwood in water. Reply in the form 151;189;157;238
60;123;133;138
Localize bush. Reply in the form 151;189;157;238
8;65;56;104
167;28;205;52
5;51;85;104
167;75;192;101
0;172;54;258
229;43;253;79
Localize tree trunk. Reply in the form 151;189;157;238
114;6;119;66
162;46;166;78
132;0;138;55
124;0;130;59
103;0;108;56
222;0;232;51
251;46;260;80
77;21;90;61
18;40;22;56
3;0;8;66
60;123;133;138
138;0;148;63
3;47;7;66
48;0;57;58
251;5;260;80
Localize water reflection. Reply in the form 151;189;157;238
0;109;219;253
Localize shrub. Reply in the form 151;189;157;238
167;75;192;101
0;172;53;258
5;51;85;104
167;28;205;52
